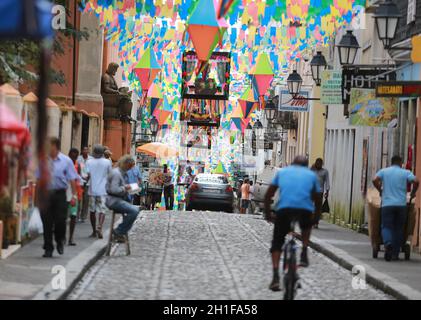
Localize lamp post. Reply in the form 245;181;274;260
310;51;327;86
286;70;321;100
373;0;400;49
150;116;159;142
373;0;412;51
287;70;303;97
264;99;278;123
337;30;360;65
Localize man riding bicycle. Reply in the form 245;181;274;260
264;155;323;291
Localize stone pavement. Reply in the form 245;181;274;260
310;220;421;299
0;217;111;300
68;211;391;300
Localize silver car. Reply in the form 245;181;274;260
185;174;234;212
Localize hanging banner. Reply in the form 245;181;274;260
349;88;398;127
321;70;342;105
279;89;309;112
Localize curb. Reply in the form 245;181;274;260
305;234;421;300
32;211;148;301
32;232;110;300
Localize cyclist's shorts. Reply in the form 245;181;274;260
270;208;313;253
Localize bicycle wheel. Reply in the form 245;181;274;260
283;255;298;300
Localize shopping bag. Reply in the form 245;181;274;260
28;207;43;237
321;199;330;213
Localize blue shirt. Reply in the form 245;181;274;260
126;166;142;184
271;165;321;213
36;152;79;190
375;165;416;207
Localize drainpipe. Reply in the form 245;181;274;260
349;130;356;225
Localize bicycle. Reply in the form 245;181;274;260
282;221;302;300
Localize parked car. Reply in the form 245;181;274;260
185;174;234;212
252;166;280;213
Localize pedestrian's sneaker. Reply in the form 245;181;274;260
299;249;309;267
384;244;392;262
269;275;281;291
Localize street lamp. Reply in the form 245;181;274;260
286;70;303;97
336;30;360;65
253;119;264;141
264;99;278;123
310;51;327;86
150;116;159;141
373;0;401;50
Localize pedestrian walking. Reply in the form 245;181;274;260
125;158;142;205
104;147;113;164
67;148;83;246
106;155;140;241
163;164;174;210
248;180;255;214
373;155;419;261
311;158;330;228
86;145;112;239
36;137;79;258
240;178;251;214
264;155;322;291
77;146;93;223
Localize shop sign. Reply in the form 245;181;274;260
376;81;421;97
349;88;398;127
279;89;309;112
411;36;421;63
320;70;342;105
342;67;396;104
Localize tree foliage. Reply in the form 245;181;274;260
0;0;89;86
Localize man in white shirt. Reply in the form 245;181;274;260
77;146;93;222
86;145;112;239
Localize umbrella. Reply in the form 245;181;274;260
136;142;179;159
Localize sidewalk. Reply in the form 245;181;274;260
0;218;111;300
310;220;421;300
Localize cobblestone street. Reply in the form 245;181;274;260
68;211;392;300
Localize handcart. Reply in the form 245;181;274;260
367;189;415;260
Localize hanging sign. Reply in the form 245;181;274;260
320;70;342;105
349;88;398;127
376;81;421;97
279;89;310;112
342;67;396;104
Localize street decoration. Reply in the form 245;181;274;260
81;0;366;177
238;86;259;118
147;82;164;115
213;161;228;174
153;109;173;126
134;47;161;104
186;0;227;75
349;88;398;127
249;52;274;107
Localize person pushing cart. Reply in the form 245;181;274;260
372;155;419;261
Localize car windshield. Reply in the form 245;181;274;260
196;175;228;184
